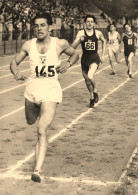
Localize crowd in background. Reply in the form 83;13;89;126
0;0;85;35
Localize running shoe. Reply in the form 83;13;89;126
94;92;99;103
90;99;95;108
110;72;115;75
129;74;132;78
31;170;43;183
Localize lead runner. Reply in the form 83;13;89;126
72;15;106;108
10;12;79;183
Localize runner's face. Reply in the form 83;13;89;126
125;25;131;33
110;25;115;31
34;18;49;39
86;18;95;30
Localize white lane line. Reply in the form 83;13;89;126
0;68;30;79
0;106;25;120
0;77;84;119
49;176;121;185
1;69;138;178
0;54;108;94
0;173;121;186
0;56;110;94
119;145;138;181
0;56;129;119
0;60;29;69
0;55;15;58
0;63;82;95
0;58;68;71
0;63;81;95
0;70;10;71
0;59;73;78
48;70;138;143
111;144;138;194
0;84;26;94
69;72;82;74
0;57;114;118
0;49;104;77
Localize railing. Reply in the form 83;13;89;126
0;29;76;56
0;27;136;56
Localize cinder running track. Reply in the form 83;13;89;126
0;46;138;195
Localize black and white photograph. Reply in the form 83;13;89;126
0;0;138;194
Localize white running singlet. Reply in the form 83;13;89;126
24;37;62;105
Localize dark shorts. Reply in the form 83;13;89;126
124;49;136;57
81;53;101;73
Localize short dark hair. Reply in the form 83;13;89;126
109;21;116;28
107;21;116;31
123;23;131;29
32;12;53;25
84;15;96;23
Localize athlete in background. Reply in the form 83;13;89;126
72;15;106;108
10;12;79;183
107;22;121;75
121;23;137;78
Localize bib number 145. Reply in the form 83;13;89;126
35;65;55;77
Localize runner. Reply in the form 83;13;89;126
121;23;137;78
10;12;79;182
72;15;106;108
107;22;121;75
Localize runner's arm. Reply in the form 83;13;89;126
72;38;81;49
10;42;29;80
117;32;121;44
99;32;106;62
117;32;122;52
56;40;79;74
72;31;84;49
106;32;110;44
119;33;125;53
134;33;138;49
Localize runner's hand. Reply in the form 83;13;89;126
14;72;27;81
56;63;70;74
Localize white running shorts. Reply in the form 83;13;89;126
24;78;62;105
108;45;119;57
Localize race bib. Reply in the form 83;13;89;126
128;39;132;45
35;65;55;78
85;41;95;50
109;39;114;44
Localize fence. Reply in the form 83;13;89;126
0;27;137;56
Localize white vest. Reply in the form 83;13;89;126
108;31;119;46
28;37;61;80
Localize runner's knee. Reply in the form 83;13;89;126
37;124;49;138
38;116;52;135
85;79;91;85
109;57;113;63
128;56;132;62
88;72;94;80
